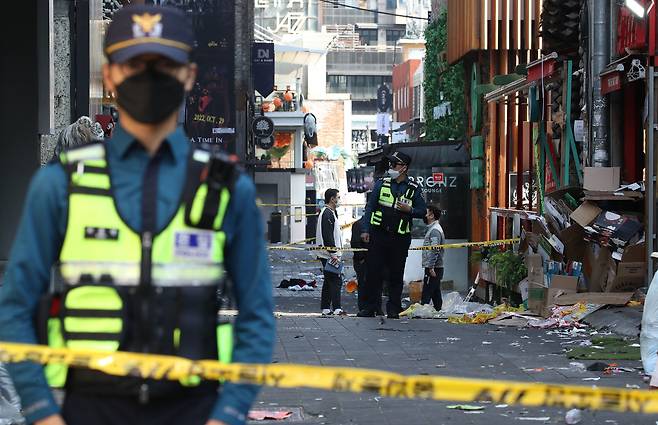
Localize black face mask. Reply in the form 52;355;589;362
115;65;185;124
423;216;429;225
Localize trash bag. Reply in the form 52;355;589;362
0;362;24;424
641;271;658;374
439;291;494;316
399;303;440;319
440;292;464;314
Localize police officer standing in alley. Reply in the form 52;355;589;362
0;5;274;425
357;151;426;318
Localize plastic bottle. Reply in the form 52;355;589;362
565;408;582;424
641;272;658;375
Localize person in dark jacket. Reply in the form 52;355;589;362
358;151;427;318
350;215;368;311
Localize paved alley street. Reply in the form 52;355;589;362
253;251;652;425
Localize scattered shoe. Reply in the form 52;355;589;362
321;309;333;316
333;309;347;316
356;310;375;317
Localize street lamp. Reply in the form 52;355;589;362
626;0;647;18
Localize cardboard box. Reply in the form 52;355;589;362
609;262;645;292
584;167;620;191
607;242;647;292
527;282;547;316
527;275;578;317
554;292;633;306
570;201;602;228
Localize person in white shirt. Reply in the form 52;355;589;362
421;204;445;311
316;188;346;316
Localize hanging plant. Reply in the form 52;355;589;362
423;7;466;141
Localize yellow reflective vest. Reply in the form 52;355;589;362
369;177;418;235
44;143;234;391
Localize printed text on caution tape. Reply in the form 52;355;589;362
268;238;520;252
0;343;655;414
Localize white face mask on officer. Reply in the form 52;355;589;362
388;163;405;179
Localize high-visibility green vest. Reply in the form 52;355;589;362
370;177;418;235
45;142;234;391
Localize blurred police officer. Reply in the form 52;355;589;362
0;5;274;425
357;151;426;318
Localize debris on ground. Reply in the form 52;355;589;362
565;408;583;424
527;303;602;329
567;336;641;360
446;404;485;411
248;410;293;421
277;278;317;291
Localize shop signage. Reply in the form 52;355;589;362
252;116;275;150
184;1;236;151
601;72;622;95
252;42;275;97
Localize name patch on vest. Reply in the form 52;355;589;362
84;227;119;240
174;231;213;260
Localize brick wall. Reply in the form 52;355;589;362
305;99;347;183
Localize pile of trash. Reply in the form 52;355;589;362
399;292;524;324
399;292;603;330
277;278;317;291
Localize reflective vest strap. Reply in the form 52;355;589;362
378;179;395;207
62;286;123;347
187;184;231;231
370;210;383;226
45;318;68;388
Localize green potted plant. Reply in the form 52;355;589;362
487;248;527;305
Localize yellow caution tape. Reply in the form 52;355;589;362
1;342;657;414
268;238;519;252
408;238;520;251
258;203;365;208
276;220;361;248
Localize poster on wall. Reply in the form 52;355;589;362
183;1;236;152
407;166;469;240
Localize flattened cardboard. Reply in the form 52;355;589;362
570;201;602;228
554;292;633;306
526;254;543;284
559;225;585;263
586;245;612;292
583;167;620;191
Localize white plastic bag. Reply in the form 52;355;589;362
641;271;658;374
440;292;464;314
439;291;494;316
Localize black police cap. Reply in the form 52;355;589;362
104;4;194;64
386;151;411;166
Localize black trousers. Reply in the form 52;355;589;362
364;231;410;316
320;259;342;310
62;390;217;425
354;260;367;311
422;267;444;310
